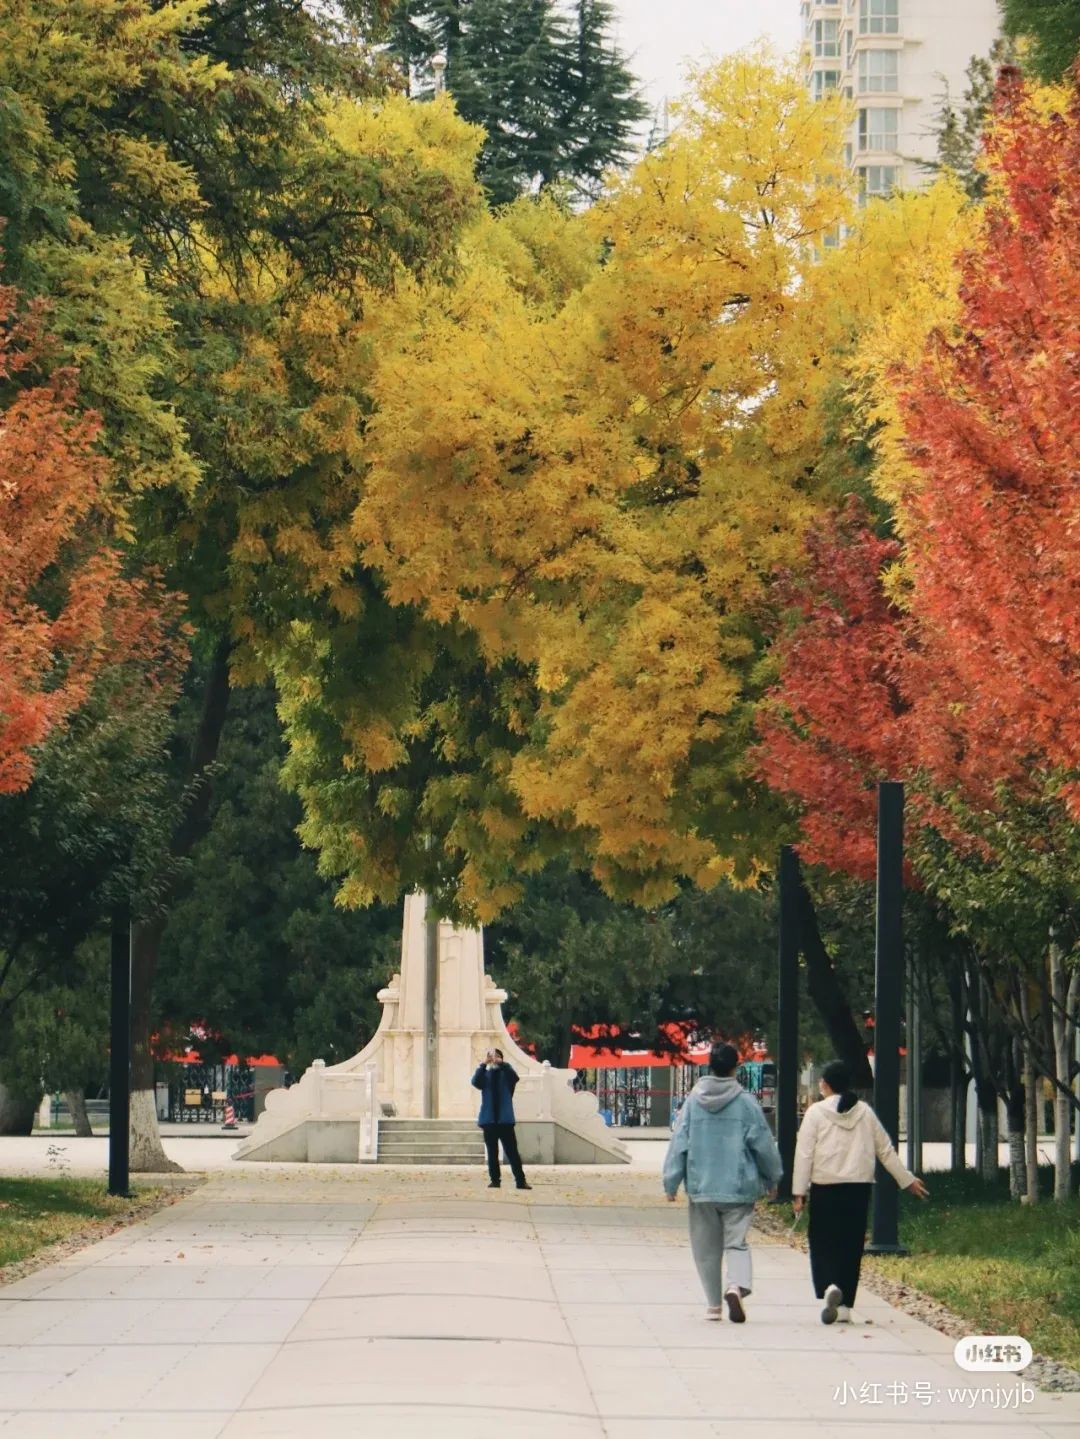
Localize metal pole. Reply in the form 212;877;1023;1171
423;894;439;1119
868;781;908;1255
108;908;131;1197
775;845;800;1201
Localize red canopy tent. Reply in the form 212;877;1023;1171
568;1023;716;1070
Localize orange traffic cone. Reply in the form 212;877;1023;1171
221;1100;238;1131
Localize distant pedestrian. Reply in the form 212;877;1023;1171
792;1059;929;1324
663;1042;783;1323
472;1048;531;1191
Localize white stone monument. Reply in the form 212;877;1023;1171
235;894;629;1164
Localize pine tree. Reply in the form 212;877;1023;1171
389;0;647;204
1001;0;1080;80
930;38;1019;199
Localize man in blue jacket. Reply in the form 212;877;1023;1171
472;1048;531;1190
663;1042;783;1322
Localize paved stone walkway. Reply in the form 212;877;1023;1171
2;1166;1078;1437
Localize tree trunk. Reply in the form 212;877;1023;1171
1050;943;1078;1201
1019;993;1039;1205
796;878;874;1089
128;634;232;1173
0;1081;37;1135
976;1091;999;1184
1004;1040;1027;1200
946;959;968;1171
950;1051;968;1171
129;912;181;1172
965;968;1002;1186
64;1087;93;1138
553;1019;573;1072
1025;1066;1039;1202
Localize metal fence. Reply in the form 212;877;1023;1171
167;1063;255;1123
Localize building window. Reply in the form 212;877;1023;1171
860;165;898;201
813;69;841;99
860;0;899;35
858;107;898;151
814;19;840;57
858;49;898;93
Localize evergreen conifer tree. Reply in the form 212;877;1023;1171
389;0;647;203
929;38;1019;198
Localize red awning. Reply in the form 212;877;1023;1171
568;1023;717;1070
162;1050;282;1068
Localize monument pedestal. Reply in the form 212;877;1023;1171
235;895;628;1165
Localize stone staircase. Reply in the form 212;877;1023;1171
376;1118;486;1165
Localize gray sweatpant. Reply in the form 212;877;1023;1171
687;1201;755;1305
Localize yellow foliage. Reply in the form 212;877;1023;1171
325;92;484;207
831;178;974;513
351;54;858;891
267;52;984;913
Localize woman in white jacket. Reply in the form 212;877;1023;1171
792;1060;929;1324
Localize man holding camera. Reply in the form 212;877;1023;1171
471;1048;531;1190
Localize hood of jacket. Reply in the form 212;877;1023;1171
690;1076;745;1112
817;1097;867;1129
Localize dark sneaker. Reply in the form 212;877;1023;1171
724;1287;746;1324
821;1283;843;1325
516;1182;532;1191
488;1181;501;1189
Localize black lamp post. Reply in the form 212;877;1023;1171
867;781;909;1256
775;845;801;1201
108;907;131;1198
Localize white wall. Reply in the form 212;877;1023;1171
898;0;1002;183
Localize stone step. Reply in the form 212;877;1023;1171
379;1120;479;1132
382;1122;480;1133
377;1143;485;1157
378;1134;481;1144
376;1153;486;1165
376;1116;487;1164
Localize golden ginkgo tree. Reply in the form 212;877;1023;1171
273;54;966;917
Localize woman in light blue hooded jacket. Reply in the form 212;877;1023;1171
664;1042;784;1323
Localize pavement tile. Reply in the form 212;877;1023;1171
220;1406;604;1438
1;1163;1078;1437
0;1413;230;1438
239;1336;594;1413
289;1292;571;1345
318;1259;554;1302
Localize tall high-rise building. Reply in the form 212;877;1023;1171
801;0;1001;198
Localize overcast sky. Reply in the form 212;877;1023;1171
612;0;801;116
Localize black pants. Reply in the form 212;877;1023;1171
482;1123;526;1186
808;1181;872;1308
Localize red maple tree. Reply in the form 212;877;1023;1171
757;68;1080;870
0;282;186;793
755;507;910;881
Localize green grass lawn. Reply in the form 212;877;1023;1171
0;1177;160;1272
869;1165;1080;1372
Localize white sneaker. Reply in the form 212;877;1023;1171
837;1305;851;1323
821;1284;843;1325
